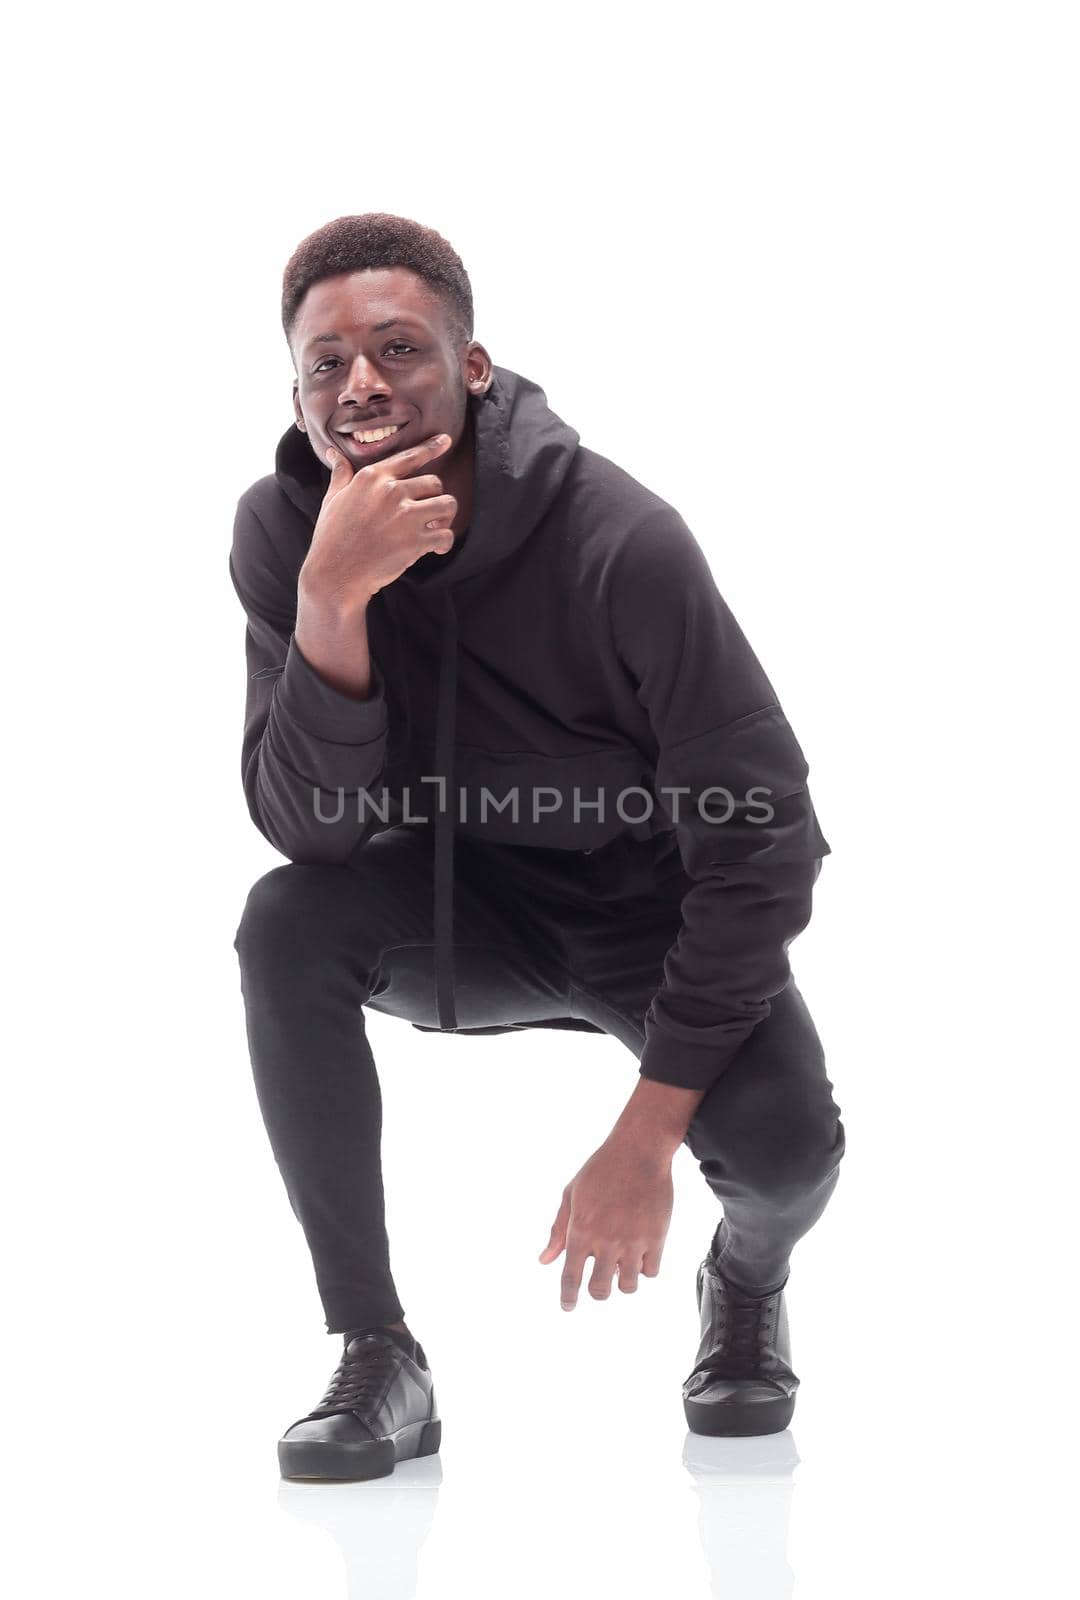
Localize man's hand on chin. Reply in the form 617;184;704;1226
538;1136;675;1310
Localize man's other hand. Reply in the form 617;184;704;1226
538;1138;673;1310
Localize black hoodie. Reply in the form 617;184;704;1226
229;365;831;1092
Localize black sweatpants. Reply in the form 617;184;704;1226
232;825;846;1334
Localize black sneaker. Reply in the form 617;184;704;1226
682;1254;799;1437
278;1328;441;1481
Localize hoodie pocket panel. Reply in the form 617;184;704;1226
448;745;659;850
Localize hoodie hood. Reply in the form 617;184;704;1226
273;365;581;1032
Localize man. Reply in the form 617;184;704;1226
230;212;846;1483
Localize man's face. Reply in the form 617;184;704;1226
289;266;491;473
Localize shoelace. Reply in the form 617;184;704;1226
312;1341;399;1416
690;1276;777;1382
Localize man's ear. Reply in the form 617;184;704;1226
465;343;494;395
292;384;306;432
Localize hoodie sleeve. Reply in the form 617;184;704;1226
229;492;392;864
607;511;832;1093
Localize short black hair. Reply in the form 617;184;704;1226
282;213;474;355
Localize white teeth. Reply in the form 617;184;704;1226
350;423;402;444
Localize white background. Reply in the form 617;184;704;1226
4;3;1076;1596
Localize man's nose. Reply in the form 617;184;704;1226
338;355;389;404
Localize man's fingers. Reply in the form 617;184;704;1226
400;471;449;502
561;1245;589;1311
641;1248;662;1277
588;1256;619;1300
411;492;458;530
323;445;355;497
539;1195;570;1264
617;1259;641;1294
563;1250;650;1302
378;432;450;479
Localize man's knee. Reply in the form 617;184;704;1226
233;862;358;973
689;1078;846;1205
773;1110;846;1203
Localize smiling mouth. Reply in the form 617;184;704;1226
340;421;409;448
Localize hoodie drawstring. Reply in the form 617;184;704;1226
386;586;457;1029
433;589;459;1030
387;589;414;774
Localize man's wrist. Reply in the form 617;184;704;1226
607;1076;709;1161
296;573;373;627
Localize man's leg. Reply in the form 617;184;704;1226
681;980;845;1293
232;826;571;1336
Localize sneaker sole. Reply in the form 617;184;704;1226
683;1393;795;1437
278;1417;442;1482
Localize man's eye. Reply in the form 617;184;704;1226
312;344;414;374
